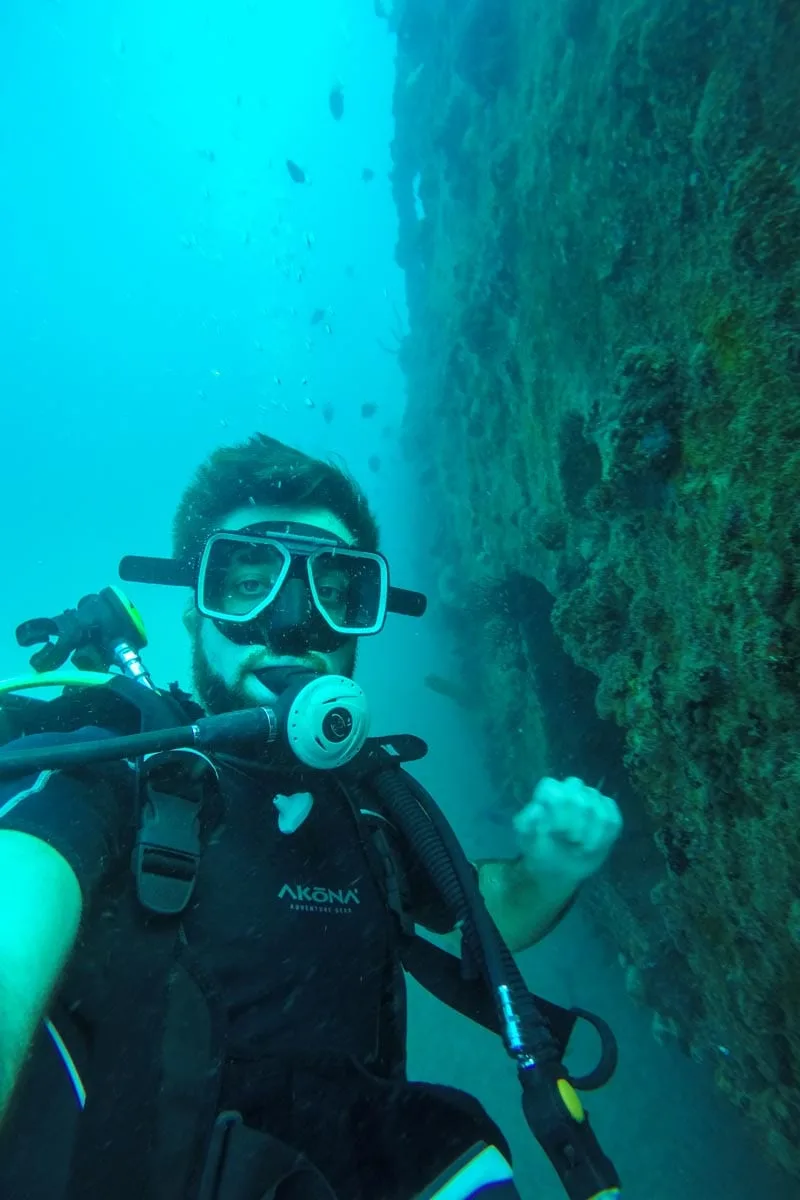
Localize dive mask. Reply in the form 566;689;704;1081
196;522;389;647
118;523;426;646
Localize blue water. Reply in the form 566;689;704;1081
0;3;797;1197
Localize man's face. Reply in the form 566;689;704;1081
186;504;359;713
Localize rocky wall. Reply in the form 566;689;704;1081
387;0;800;1174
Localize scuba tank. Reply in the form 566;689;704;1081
0;587;622;1200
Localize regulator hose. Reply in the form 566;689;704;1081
371;765;558;1062
371;764;622;1200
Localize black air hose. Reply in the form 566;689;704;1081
372;765;560;1067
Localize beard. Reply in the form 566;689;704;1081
189;621;358;715
190;632;253;715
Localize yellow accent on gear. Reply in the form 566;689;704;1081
110;586;148;645
557;1077;585;1122
0;672;115;697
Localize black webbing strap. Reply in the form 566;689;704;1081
400;934;578;1056
65;891;184;1200
400;936;618;1092
197;1112;338;1200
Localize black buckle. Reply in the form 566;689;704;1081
132;750;219;916
133;787;203;916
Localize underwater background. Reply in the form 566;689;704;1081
1;0;799;1195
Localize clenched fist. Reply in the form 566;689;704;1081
513;776;623;887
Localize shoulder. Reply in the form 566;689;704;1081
0;725;134;791
0;727;136;901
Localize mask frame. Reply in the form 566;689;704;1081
196;526;390;637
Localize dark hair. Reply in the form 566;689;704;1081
172;433;380;561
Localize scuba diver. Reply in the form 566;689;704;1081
0;433;624;1200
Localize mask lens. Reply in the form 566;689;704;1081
309;550;385;632
200;536;287;620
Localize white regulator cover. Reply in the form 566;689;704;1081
284;674;370;768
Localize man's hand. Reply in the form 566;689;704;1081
513;776;623;887
475;777;623;954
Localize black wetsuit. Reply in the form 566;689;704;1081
0;731;510;1200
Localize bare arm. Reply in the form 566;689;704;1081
435;857;576;957
0;830;82;1123
474;777;623;953
475;856;577;953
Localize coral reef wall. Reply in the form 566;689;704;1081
387;0;800;1174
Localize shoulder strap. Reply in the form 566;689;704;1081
356;805;416;937
65;892;202;1200
67;756;228;1199
133;750;223;916
66;684;228;1197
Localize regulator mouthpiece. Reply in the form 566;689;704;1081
279;673;369;769
252;665;317;697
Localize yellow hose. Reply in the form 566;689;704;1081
0;672;115;696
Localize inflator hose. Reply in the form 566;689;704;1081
0;708;275;780
371;766;559;1065
370;765;623;1200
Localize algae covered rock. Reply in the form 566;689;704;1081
391;0;800;1174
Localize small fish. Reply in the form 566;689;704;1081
304;397;315;408
367;455;381;473
286;159;306;183
322;403;335;424
304;231;315;248
310;308;326;325
273;376;282;386
361;402;377;419
361;168;375;182
324;323;332;335
329;84;344;121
